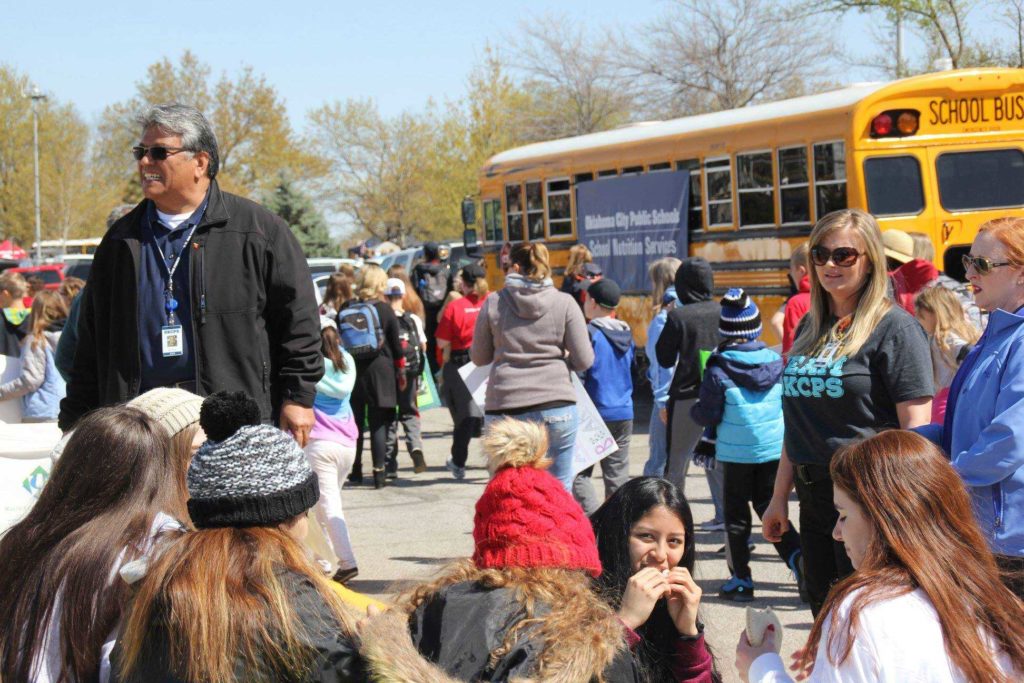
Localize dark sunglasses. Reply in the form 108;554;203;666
810;245;863;268
132;145;191;161
962;254;1014;275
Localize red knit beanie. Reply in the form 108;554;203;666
472;418;602;577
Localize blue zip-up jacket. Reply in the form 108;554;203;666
690;340;783;464
916;307;1024;557
584;317;635;422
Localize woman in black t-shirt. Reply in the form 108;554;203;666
762;208;933;615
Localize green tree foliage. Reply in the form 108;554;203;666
95;51;324;207
0;65;112;246
263;176;335;258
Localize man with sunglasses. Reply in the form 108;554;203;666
59;104;322;447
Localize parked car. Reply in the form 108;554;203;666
9;264;65;290
62;255;93;282
306;257;361;278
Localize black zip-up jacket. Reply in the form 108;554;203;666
58;181;322;430
655;258;721;401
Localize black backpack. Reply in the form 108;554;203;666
417;265;449;307
397;313;424;376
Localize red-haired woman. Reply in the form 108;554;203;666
736;430;1024;682
917;216;1024;598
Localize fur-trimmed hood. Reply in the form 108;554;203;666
360;581;638;683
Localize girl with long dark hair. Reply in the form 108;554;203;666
737;430;1024;681
591;477;716;683
0;406;189;682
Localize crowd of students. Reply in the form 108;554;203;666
4;210;1024;682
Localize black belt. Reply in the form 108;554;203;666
794;462;831;486
450;350;471;365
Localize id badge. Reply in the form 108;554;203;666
161;325;184;357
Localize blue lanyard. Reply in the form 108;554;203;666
145;200;206;325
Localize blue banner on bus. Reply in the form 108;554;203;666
575;172;690;292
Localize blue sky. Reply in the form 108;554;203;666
1;0;978;129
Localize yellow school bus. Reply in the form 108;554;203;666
471;68;1024;346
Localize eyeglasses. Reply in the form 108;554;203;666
810;245;863;268
962;254;1014;275
132;145;191;162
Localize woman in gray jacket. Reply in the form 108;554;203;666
471;242;594;489
0;290;67;422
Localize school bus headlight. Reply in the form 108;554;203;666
871;109;920;138
897;111;919;135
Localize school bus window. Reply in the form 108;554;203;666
525;181;544;240
597;169;618;178
484;199;503;242
676;159;703;231
864;156;924;216
648;162;671;172
778;146;810;224
813;141;847;218
546;178;573;237
705;157;733;227
737;151;775;228
574;172;594;183
622;166;643;175
936;149;1024;212
505;184;524;241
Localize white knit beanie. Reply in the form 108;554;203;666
127;388;203;439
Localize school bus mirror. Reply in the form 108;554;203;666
463;227;480;255
461;197;477;226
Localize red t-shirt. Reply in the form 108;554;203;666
782;276;811;355
437;293;487;351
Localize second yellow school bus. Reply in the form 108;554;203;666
471;68;1024;346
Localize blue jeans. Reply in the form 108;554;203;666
486;404;578;491
643;407;668;477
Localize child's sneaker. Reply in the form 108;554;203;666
445;457;466;480
719;575;755;602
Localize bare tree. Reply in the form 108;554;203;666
821;1;979;68
998;0;1024;67
616;0;832;118
509;16;634;139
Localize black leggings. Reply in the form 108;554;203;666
351;396;395;475
795;474;854;616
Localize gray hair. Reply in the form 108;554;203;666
136;104;220;179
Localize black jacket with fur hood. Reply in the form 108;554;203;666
360;582;640;683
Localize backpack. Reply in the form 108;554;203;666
397;313;423;376
337;302;385;360
417;266;449;307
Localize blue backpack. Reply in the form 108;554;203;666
337;302;385;360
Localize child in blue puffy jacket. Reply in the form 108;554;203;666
691;288;804;603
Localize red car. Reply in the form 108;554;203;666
8;264;65;291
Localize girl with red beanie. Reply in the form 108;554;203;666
359;417;641;681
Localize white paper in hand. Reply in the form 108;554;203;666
458;362;617;476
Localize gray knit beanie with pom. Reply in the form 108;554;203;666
186;391;319;528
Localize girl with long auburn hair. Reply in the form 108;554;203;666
0;406;189;683
471;242;594;490
762;208;934;615
321;271;354;318
113;392;364;682
387;263;426;321
737;430;1024;681
591;477;717;682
